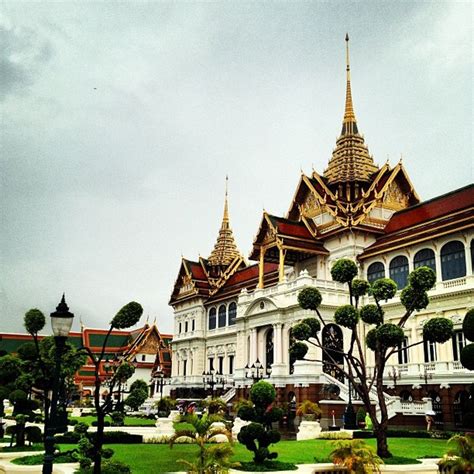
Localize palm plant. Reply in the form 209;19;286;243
330;439;382;474
169;413;236;474
438;434;474;473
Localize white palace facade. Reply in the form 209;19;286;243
169;37;473;429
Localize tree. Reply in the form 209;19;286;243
169;413;235;474
438;434;474;473
330;439;382;474
237;380;283;464
79;301;143;474
461;308;474;370
290;259;454;458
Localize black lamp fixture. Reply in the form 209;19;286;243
245;358;271;383
43;294;74;474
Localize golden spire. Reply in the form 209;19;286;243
208;177;241;267
323;34;378;185
343;33;356;127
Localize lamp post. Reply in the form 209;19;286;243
343;378;356;429
43;294;74;474
202;370;217;397
245;359;272;383
155;367;165;400
389;367;401;390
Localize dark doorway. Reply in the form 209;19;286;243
322;324;344;382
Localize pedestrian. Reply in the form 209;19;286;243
425;414;434;431
365;412;373;430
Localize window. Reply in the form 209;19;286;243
185;321;188;333
179;322;182;334
367;262;385;284
398;336;409;365
208;308;216;330
192;319;195;331
218;305;226;328
389;256;409;289
228;355;234;374
183;360;187;376
218;356;224;375
228;302;237;326
441;241;466;281
452;330;466;361
141;355;146;362
414;248;436;273
208;357;214;372
423;336;437;362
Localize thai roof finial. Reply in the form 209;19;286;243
343;33;357;127
208;176;241;267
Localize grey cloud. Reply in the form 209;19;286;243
0;21;53;100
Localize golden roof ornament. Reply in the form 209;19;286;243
324;34;379;185
208;176;242;267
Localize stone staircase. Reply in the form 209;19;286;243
322;373;431;421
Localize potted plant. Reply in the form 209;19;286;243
356;407;366;429
296;400;322;421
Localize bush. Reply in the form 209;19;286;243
353;430;374;439
24;309;46;335
250;381;276;408
111;302;143;329
292;323;312;341
356;408;366;424
297;287;322;310
360;304;383;325
408;266;436;291
110;411;125;426
370;278;397;301
463;309;474;341
89;431;143;444
334;305;359;329
352;279;370;298
301;318;321;337
55;431;81;443
236;461;297;471
318;431;352;439
68;418;79;426
25;426;42;444
91;420;111;427
376;324;404;347
400;286;429;311
289;342;308;360
331;259;358;283
461;343;474;370
423;318;454;343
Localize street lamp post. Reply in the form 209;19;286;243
202;370;217;397
343;378;356;429
389;367;401;390
245;359;272;383
43;295;74;474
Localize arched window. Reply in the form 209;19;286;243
441;241;466;281
208;308;216;330
414;248;436;274
218;305;226;328
228;302;237;326
265;328;274;368
322;324;344;382
367;262;385;284
389;256;409;289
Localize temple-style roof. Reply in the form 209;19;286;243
208;179;242;267
358;184;474;259
324;35;378;185
250;212;329;263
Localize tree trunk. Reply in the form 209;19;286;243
93;411;105;474
375;424;391;458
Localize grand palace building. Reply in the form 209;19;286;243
169;37;473;429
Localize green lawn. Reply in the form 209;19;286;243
51;438;447;473
70;416;156;427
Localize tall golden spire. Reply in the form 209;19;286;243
208;177;241;267
324;34;378;186
343;33;357;129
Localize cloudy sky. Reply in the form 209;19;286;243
1;1;472;335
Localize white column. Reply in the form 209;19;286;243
465;241;473;275
273;323;283;364
250;328;258;364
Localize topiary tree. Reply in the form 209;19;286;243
460;308;474;370
290;260;453;458
237;380;283;464
78;301;143;474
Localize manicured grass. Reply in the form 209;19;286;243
70;416;155;427
46;438;447;474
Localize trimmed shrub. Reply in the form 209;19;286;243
366;329;377;351
24;309;46;335
370;278;397;301
408;266;436;291
111;301;143;329
331;259;358;283
376;324;404;347
352;279;370;298
360;304;383;325
292;323;312;341
25;426;42;444
250;381;276;408
89;431;143;444
334;305;359;329
301;318;321;337
297;287;322;311
423;318;454;343
289;342;308;361
400;286;429;311
91;420;111;427
460;343;474;370
463;308;474;341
